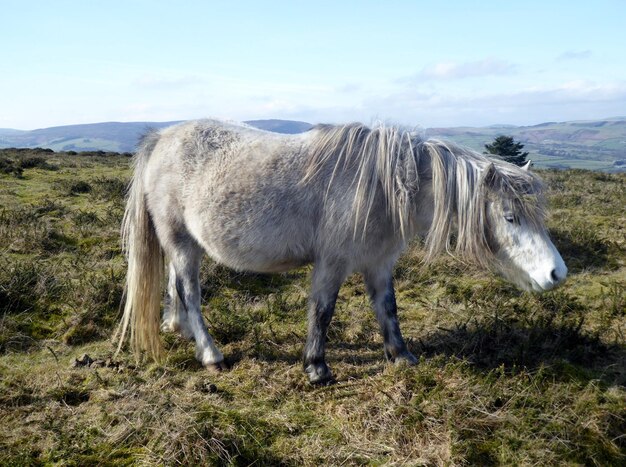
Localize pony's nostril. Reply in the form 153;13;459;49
551;269;559;282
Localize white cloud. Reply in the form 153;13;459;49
406;58;516;82
280;80;626;127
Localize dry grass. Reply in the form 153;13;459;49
0;149;624;465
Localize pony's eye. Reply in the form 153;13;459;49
504;214;515;223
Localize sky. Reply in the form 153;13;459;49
2;0;626;130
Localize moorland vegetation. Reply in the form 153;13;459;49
0;147;624;465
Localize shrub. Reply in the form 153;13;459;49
91;176;127;202
73;210;102;227
0;257;68;351
0;157;24;177
19;157;58;171
39;228;77;254
69;180;92;194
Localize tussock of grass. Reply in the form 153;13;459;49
0;154;624;465
18;156;59;172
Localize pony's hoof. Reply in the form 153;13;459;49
197;346;225;369
161;320;194;340
204;361;227;373
305;362;334;385
160;321;176;333
394;351;418;366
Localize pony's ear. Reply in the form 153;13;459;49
481;163;499;189
521;160;532;171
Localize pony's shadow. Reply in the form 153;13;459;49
176;319;625;388
220;317;623;389
550;228;614;273
200;263;308;298
411;317;626;386
215;337;388;372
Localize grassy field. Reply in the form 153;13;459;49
0;148;624;465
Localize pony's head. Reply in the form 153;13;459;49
422;140;567;293
481;161;567;292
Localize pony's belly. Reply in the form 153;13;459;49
204;244;309;273
193;224;311;274
186;195;315;273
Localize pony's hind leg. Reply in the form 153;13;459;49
159;225;225;370
363;268;417;365
161;262;193;340
303;260;347;384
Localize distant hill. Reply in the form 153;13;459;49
245;119;313;134
1;118;624;171
0;119;313;153
428;118;626;171
0;129;27;136
0;121;182;153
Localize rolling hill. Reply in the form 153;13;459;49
0;120;313;153
1;118;624;171
429;117;626;171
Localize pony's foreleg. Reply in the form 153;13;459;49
303;261;346;384
364;269;417;365
161;262;194;340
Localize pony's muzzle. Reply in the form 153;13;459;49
533;262;567;292
551;267;567;284
549;263;568;287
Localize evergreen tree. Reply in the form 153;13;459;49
484;135;529;166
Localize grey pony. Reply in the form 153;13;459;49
116;119;566;384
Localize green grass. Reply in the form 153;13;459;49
0;148;624;465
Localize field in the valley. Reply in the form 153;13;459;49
431;118;626;172
0;149;624;465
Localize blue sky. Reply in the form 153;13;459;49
2;0;625;129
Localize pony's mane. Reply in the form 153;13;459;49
304;122;545;266
304;123;419;239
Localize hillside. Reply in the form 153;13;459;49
0;118;626;172
245;119;313;134
429;118;626;171
0;121;182;153
0;148;624;464
1;117;625;170
0;119;313;153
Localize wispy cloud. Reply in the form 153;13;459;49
556;50;592;61
288;80;626;127
405;58;516;82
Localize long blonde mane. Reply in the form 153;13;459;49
304;123;545;267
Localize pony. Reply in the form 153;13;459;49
116;119;567;384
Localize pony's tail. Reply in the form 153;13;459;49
115;131;164;361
